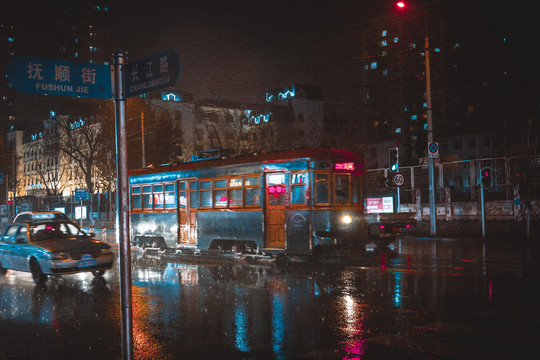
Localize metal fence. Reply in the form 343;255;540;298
366;156;540;203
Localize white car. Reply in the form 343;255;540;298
0;219;113;284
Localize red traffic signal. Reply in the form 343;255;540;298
481;167;492;187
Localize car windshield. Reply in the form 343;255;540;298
30;222;87;241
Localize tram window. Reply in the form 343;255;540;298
291;172;307;205
315;173;330;204
153;185;164;209
245;177;259;186
291;173;306;184
245;188;259;206
214;179;226;188
268;173;289;206
165;183;176;209
229;178;243;207
179;182;186;191
131;186;142;209
229;178;242;187
200;189;212;207
291;185;305;204
334;174;350;204
213;179;227;207
189;181;199;208
143;194;152;209
229;188;243;207
352;176;362;204
214;189;227;207
200;181;211;190
179;191;187;208
142;185;153;209
245;176;260;207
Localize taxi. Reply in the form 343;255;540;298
0;213;113;284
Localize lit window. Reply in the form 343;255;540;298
370;62;377;69
411;115;417;120
395;128;401;133
382;30;387;37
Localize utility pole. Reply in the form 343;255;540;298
141;103;146;168
425;26;437;236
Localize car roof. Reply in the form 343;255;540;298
14;211;71;222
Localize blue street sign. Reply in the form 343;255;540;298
74;188;88;201
124;49;180;98
7;56;112;99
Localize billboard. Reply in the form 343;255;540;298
366;196;394;214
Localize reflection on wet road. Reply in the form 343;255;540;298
1;237;539;359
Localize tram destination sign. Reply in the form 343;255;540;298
7;56;112;99
124;49;180;98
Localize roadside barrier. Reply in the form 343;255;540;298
102;225;107;242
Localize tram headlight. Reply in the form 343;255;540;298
341;214;352;224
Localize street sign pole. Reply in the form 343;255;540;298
113;49;133;360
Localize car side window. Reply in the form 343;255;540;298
16;226;29;243
2;226;20;244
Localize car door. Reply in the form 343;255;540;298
9;224;32;271
0;225;22;269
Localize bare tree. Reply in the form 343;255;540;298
44;113;110;194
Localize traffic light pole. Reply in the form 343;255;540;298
480;179;486;238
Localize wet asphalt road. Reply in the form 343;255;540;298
1;236;539;359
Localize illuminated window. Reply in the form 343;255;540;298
228;178;243;207
290;172;307;205
213;179;227;208
382;30;387;37
245;176;260;206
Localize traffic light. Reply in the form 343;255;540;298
389;147;399;172
481;167;492;187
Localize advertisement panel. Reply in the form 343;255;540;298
366;196;394;214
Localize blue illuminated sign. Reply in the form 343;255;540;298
7;56;112;99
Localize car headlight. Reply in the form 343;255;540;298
51;252;68;260
341;214;352;224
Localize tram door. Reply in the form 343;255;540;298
265;172;288;249
177;180;190;245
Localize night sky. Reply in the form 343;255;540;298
3;0;536;106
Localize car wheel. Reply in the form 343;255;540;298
92;269;105;277
30;258;48;284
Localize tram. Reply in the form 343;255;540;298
128;148;366;255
